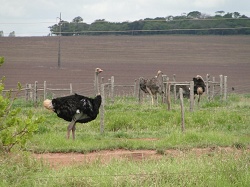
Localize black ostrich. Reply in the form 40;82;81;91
43;94;102;140
139;70;164;105
193;75;206;103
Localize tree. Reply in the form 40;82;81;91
223;12;233;18
72;16;83;23
215;11;225;16
187;11;202;19
0;57;43;152
9;31;15;37
233;12;241;18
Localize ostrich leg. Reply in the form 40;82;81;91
67;120;76;139
146;87;154;105
67;112;84;140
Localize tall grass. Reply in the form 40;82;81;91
25;94;250;153
0;94;249;186
1;150;249;186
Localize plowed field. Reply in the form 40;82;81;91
1;35;250;94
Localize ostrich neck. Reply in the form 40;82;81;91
95;72;99;94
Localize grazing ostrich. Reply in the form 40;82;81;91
139;70;164;105
193;75;206;103
43;94;102;140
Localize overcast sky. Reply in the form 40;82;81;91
1;0;250;36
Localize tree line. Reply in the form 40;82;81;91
49;11;250;36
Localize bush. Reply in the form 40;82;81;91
0;57;44;152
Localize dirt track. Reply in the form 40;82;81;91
1;35;250;95
33;147;248;169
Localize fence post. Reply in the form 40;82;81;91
110;76;114;104
166;78;171;111
28;84;32;101
219;75;223;101
43;81;47;100
162;75;167;103
173;74;176;103
25;83;29;101
190;81;194;112
138;77;143;104
179;88;185;132
100;84;105;134
34;81;38;105
206;74;210;101
223;76;227;101
212;77;215;100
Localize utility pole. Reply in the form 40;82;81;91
57;13;61;69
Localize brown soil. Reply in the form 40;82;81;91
33;147;248;169
1;35;250;94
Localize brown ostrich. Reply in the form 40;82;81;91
139;70;164;105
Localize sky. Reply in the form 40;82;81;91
0;0;250;36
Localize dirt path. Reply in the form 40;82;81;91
33;147;247;168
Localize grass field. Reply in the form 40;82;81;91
0;93;249;186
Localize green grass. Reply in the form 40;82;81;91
25;94;250;153
1;150;249;186
1;94;250;186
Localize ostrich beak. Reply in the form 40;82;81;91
43;99;54;111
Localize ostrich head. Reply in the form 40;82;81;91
155;70;162;78
95;68;103;75
43;99;54;111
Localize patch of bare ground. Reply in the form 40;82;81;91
33;147;249;169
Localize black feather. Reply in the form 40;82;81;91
51;94;102;123
193;77;206;95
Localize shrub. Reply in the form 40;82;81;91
0;57;44;152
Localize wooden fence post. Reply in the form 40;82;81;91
179;88;185;132
100;84;105;134
28;84;32;101
25;83;29;101
138;77;143;104
43;81;47;100
219;75;223;101
34;81;38;105
162;75;167;103
110;76;114;104
166;78;171;111
212;77;215;100
173;74;176;102
206;74;210;101
223;76;227;101
190;81;194;112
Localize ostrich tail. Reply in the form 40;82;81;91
197;87;203;95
